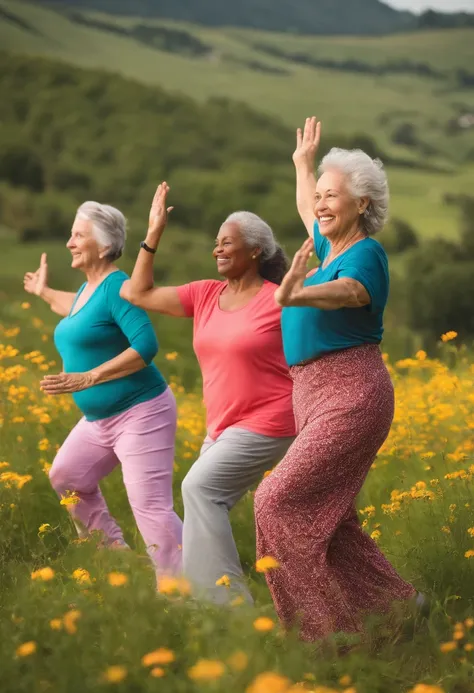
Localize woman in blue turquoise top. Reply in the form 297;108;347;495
254;118;416;642
23;201;182;576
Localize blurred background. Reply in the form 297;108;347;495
0;0;473;385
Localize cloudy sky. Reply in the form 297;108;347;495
386;0;474;11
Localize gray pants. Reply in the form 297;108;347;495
181;427;294;604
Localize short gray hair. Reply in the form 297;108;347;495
318;148;389;236
76;201;127;261
224;211;277;259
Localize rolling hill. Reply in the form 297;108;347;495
34;0;415;36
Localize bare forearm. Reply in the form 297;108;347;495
281;280;365;310
295;164;317;235
128;230;164;295
41;287;76;317
89;348;146;386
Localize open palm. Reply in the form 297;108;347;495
293;116;321;169
148;182;174;237
24;253;48;297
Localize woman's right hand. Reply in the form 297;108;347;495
147;182;174;241
24;253;48;297
292;117;321;169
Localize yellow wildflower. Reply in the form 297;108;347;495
63;609;81;634
103;666;127;683
21;302;30;310
157;575;191;596
339;676;352;687
150;667;166;677
465;550;474;559
165;352;178;361
31;567;55;582
253;617;275;632
38;438;50;451
416;350;427;360
409;685;445;693
108;572;128;587
227;651;248;671
370;530;381;541
16;641;36;657
141;648;175;667
72;568;91;585
256;556;280;573
441;331;458;342
38;523;52;534
439;641;457;653
50;619;62;630
60;491;80;506
246;672;290;693
188;659;225;681
216;574;231;587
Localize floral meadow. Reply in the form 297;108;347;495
2;308;474;693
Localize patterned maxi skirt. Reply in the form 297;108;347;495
254;344;415;641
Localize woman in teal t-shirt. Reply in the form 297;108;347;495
24;202;182;576
254;118;416;642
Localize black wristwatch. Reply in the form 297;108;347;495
140;241;157;254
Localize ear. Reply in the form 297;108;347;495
358;197;370;215
251;248;262;261
99;246;112;260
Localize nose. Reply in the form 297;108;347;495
315;198;329;215
66;237;75;249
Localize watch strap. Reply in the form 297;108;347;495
140;241;157;254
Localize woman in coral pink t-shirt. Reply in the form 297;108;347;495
121;183;296;603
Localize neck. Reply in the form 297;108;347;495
84;262;115;285
225;270;263;293
327;222;366;258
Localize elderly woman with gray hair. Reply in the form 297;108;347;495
23;202;182;575
120;183;296;602
254;118;416;641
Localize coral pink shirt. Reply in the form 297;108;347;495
176;279;296;440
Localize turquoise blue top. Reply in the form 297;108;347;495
54;270;167;421
281;221;389;367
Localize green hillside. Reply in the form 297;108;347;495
1;0;474;170
34;0;415;36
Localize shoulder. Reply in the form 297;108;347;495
345;238;388;269
103;270;128;293
179;279;224;301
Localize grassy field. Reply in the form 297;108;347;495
2;304;474;691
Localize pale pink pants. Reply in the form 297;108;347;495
49;388;182;574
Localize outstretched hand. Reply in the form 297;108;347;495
148;182;174;238
275;238;314;306
292;116;321;169
40;372;95;395
24;253;48;297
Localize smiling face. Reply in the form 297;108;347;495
314;170;367;239
212;222;258;279
66;217;104;271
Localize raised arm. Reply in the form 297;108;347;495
24;253;76;317
120;182;186;317
292;117;321;237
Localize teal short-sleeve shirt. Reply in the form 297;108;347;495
281;221;389;366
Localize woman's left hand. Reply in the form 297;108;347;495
40;372;95;395
275;238;314;306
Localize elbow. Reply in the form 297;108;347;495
134;337;158;366
120;281;139;306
